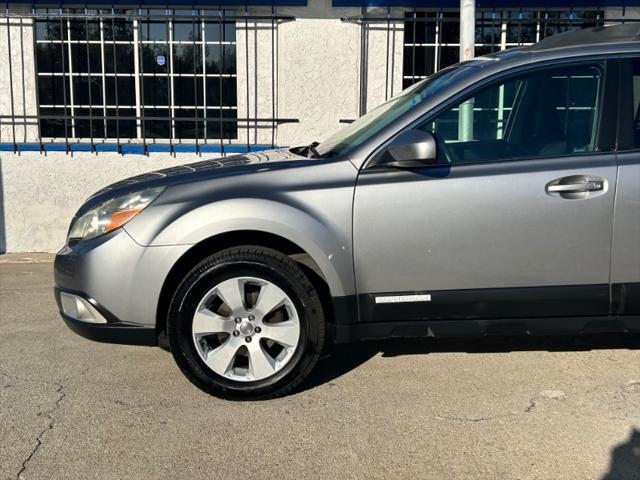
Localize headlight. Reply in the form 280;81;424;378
68;186;165;242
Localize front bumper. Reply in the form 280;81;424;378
54;287;157;345
54;228;191;346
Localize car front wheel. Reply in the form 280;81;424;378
168;246;326;400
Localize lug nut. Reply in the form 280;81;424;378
254;327;261;334
245;336;252;343
248;315;255;321
235;317;241;324
232;330;240;337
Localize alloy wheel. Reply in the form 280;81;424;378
191;276;301;382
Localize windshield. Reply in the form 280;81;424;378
314;65;472;157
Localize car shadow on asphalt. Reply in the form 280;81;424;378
300;333;640;393
601;428;640;480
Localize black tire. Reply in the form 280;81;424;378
167;246;326;400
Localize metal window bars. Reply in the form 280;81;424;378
342;6;615;119
0;6;298;155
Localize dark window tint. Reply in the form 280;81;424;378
438;46;458;70
205;45;236;74
142;44;170;74
74;107;106;138
106;108;136;138
206;108;238;139
206;77;236;107
35;20;66;41
143;108;171;138
475;11;501;47
542;11;602;39
619;58;640;150
506;11;537;44
73;76;103;105
69;19;101;41
404;11;436;45
173;44;203;74
36;44;66;73
70;44;102;73
204;21;235;42
174;20;202;42
403;46;435;85
40;107;72;137
143;77;170;106
475;46;494;57
175;77;204;106
140;20;169;41
34;9;237;141
104;44;135;74
38;76;70;105
103;18;134;41
419;62;605;164
105;77;136;106
175;108;204;139
439;12;459;43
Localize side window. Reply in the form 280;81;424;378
619;58;640;150
632;62;640;147
419;62;605;164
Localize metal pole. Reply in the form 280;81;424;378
459;0;475;64
458;0;475;142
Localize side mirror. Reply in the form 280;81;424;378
376;129;438;169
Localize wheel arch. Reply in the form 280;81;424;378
155;230;339;341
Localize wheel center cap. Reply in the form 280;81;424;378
238;319;254;336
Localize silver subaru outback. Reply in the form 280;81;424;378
55;24;640;399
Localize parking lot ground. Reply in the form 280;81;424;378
1;254;639;480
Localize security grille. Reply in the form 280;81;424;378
35;8;238;141
342;7;609;118
402;9;606;88
1;7;297;154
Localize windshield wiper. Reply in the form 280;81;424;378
304;141;321;158
291;141;326;158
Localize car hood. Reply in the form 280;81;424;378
77;149;309;216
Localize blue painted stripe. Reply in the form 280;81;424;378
174;144;198;153
147;144;172;153
70;144;93;152
43;144;68;152
95;144;119;152
199;145;224;153
249;145;274;152
0;143;284;155
223;145;251;154
120;144;146;155
16;144;42;152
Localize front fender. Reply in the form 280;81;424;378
126;198;355;298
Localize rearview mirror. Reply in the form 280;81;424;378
375;129;438;169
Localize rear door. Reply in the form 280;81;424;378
611;57;640;317
353;58;618;323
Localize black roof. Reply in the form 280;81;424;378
529;23;640;51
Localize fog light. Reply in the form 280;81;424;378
60;292;107;324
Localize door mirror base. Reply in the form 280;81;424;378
373;129;439;169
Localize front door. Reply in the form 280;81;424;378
353;59;617;322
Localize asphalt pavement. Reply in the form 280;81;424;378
1;254;639;480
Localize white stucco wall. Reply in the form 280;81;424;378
0;6;38;145
363;8;404;111
0;151;198;252
240;0;403;146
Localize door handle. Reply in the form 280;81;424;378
546;181;604;193
545;176;606;199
